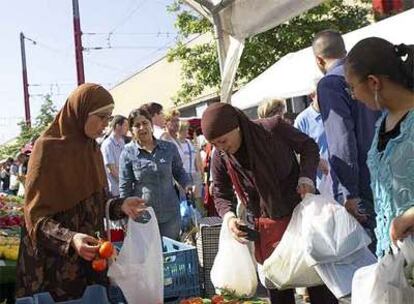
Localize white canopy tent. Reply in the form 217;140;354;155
183;0;324;103
232;8;414;110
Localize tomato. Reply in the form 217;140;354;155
187;298;203;304
91;258;107;272
98;241;114;259
212;295;225;304
180;298;203;304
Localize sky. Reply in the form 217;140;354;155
0;0;179;144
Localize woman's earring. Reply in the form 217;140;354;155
374;89;382;110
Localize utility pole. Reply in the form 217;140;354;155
20;32;31;127
72;0;85;85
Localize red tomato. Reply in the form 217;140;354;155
91;258;107;272
98;241;114;259
211;295;225;304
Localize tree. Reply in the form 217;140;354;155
167;0;372;105
0;95;57;159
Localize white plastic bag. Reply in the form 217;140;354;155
108;207;163;304
301;194;372;265
210;213;258;297
314;247;376;298
318;172;333;198
352;236;414;304
300;194;374;298
262;198;323;289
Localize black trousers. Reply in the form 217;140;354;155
268;285;338;304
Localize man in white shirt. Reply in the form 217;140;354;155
101;115;128;197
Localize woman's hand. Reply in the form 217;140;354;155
71;233;99;261
121;196;147;219
390;210;414;244
297;183;315;199
228;217;248;244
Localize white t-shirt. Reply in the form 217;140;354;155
177;139;197;174
153;125;164;139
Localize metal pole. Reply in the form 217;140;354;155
20;32;31;127
72;0;85;85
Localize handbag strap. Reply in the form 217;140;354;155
185;140;194;184
224;154;248;207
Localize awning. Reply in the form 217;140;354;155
183;0;324;103
232;8;414;110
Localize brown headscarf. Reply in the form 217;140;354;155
202;103;302;218
201;102;239;140
24;83;114;240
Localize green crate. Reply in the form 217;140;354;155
0;259;17;284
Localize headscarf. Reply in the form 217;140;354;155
201;102;239;140
202;103;298;218
24;83;114;240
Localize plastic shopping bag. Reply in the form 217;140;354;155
180;200;201;231
301;194;372;265
262;198;323;289
352;236;414;304
108;207;163;304
314;247;376;298
318;172;334;198
210;213;258;297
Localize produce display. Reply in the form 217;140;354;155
0;194;23;262
0;229;19;261
0;194;24;228
179;290;268;304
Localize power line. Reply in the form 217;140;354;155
108;0;148;34
83;32;175;37
84;45;168;51
29;83;76;87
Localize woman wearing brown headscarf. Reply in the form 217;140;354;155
15;84;146;301
202;102;338;304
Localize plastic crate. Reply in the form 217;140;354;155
163;237;200;302
111;237;200;303
0;259;17;284
196;217;222;297
107;286;127;304
15;285;111;304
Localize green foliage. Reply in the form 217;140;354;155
0;95;57;159
167;0;372;105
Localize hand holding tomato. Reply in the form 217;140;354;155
71;233;99;261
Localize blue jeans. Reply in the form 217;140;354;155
158;212;181;241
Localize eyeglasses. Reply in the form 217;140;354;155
95;113;113;122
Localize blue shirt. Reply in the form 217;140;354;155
367;111;414;257
119;139;190;223
317;59;381;202
294;105;328;186
101;134;125;196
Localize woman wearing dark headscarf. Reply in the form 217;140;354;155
15;84;146;301
345;38;414;257
202;102;337;304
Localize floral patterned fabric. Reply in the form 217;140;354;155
15;192;124;301
367;110;414;257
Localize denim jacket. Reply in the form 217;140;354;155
367;110;414;257
119;139;190;223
